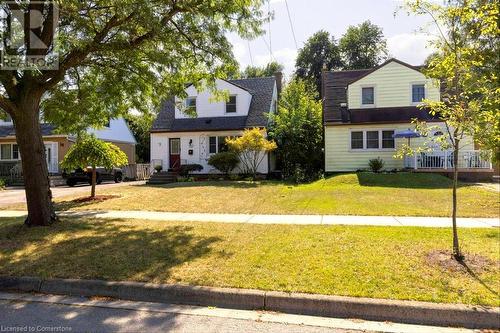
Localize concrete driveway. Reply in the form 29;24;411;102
0;181;145;207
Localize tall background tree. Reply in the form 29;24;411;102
295;30;342;96
0;0;266;226
269;79;323;182
403;0;499;260
241;61;284;78
125;113;154;163
339;20;388;69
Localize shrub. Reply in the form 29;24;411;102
369;157;384;173
154;164;163;173
208;151;240;175
179;164;203;176
0;178;5;190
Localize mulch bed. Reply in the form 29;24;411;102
426;250;495;274
70;195;120;203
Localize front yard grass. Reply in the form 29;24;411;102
41;173;500;217
0;217;498;306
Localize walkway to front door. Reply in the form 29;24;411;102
169;138;180;170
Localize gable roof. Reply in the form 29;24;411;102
322;58;434;125
346;58;424;86
151;76;276;132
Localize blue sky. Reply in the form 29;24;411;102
228;0;436;77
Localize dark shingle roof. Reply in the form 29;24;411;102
348;106;438;124
151;77;276;132
0;123;57;138
322;59;433;124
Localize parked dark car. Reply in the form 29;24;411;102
63;167;123;187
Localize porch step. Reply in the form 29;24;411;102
146;171;178;185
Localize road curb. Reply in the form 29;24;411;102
0;276;498;329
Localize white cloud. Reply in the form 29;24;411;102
254;47;298;78
232;41;246;60
387;33;436;65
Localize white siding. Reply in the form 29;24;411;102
151;131;269;174
325;123;474;172
347;61;440;109
87;117;136;144
175;79;252;119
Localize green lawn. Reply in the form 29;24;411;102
0;217;498;306
39;173;500;217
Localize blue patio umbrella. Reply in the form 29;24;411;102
392;129;421;145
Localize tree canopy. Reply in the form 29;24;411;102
226;128;276;179
269;79;323;182
241;61;284;78
401;0;499;259
0;0;267;225
295;30;342;96
61;135;128;198
339;20;388;70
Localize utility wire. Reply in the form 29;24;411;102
247;40;254;66
268;0;273;62
284;0;298;49
261;35;276;62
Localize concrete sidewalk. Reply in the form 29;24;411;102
0;209;498;228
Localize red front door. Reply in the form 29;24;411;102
169;138;181;170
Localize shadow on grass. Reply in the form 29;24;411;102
0;217;222;282
459;260;500;299
355;172;474;189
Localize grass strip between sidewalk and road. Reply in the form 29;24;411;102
0;216;498;307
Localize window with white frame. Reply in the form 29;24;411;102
382;130;395;148
186;97;197;113
412;84;425;103
350;131;364;149
350;130;395;150
208;136;236;154
0;144;20;160
361;87;374;105
225;95;237;113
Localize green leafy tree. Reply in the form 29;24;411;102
226;128;277;180
0;0;266;226
269;79;323;182
401;0;499;260
295;30;342;96
125;113;154;163
241;61;284;78
339;20;388;69
61;135;128;199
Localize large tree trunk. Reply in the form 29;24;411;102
451;142;463;260
13;92;57;226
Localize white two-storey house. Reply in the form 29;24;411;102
150;76;279;175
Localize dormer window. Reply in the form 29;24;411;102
225;95;237;113
412;84;425;103
361;87;374;106
186;97;197;113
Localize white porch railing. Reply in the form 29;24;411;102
404;150;492;170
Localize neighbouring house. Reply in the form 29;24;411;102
0;117;137;178
150;76;279;175
322;58;493;179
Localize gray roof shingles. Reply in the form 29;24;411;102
0;123;57;138
151;77;276;132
